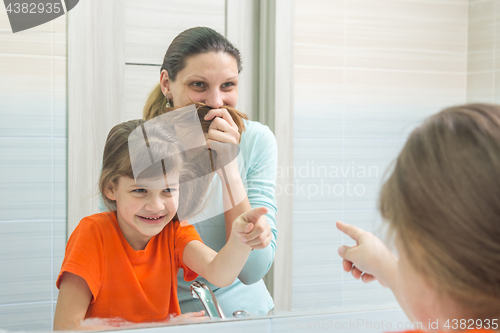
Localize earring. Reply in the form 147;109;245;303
165;95;171;108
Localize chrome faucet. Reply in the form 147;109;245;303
190;281;226;319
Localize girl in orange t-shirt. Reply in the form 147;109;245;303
337;104;500;332
54;117;272;330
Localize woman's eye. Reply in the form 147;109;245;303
221;82;235;89
190;82;206;90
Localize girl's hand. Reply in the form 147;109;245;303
167;311;207;325
232;207;272;250
336;221;398;288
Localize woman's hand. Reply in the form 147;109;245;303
336;221;398;288
232;207;272;250
204;108;240;146
204;108;240;176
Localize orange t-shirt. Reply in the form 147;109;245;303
56;211;202;323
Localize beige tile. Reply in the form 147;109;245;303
294;67;344;103
467;71;495;102
495;71;500;103
345;0;467;72
295;0;345;69
345;69;466;107
468;50;495;73
125;0;225;65
468;0;495;54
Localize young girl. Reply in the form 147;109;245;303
337;104;500;332
54;116;270;330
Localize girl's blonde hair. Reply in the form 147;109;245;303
379;104;500;318
99;119;213;220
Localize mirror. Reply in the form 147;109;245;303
2;0;499;330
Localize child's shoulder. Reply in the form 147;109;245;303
74;211;117;234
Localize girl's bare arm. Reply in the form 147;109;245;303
53;272;92;330
183;207;269;287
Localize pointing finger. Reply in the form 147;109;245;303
336;221;364;243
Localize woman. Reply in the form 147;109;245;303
143;27;278;316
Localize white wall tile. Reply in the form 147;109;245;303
0;56;53;137
0;10;66;57
54;139;67;220
0;138;53;220
294;104;343;139
53;219;66;301
341;281;398;312
123;64;161;122
0;302;53;331
292;283;342;312
0;221;53;304
293;0;468;316
54;57;67;138
293;212;343;285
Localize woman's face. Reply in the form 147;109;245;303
161;51;239;109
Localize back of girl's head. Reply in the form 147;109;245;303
379;103;500;317
144;26;243;118
100;118;214;219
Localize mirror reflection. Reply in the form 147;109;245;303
1;0;499;331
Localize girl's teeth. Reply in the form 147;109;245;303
143;216;161;220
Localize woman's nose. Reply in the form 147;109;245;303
204;89;224;109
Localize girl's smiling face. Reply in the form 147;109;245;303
105;175;180;251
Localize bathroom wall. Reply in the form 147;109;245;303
0;10;67;332
467;0;500;102
292;0;468;312
0;0;497;331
